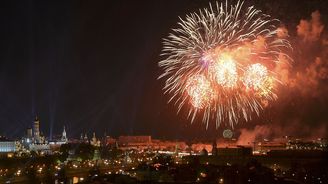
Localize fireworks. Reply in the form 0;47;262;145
186;75;214;109
243;63;269;92
209;54;238;88
158;1;292;128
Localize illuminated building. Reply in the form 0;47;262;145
26;127;32;142
90;132;100;147
118;136;151;146
0;137;16;153
83;133;89;143
150;139;187;152
286;138;327;151
20;116;50;153
257;141;286;153
28;143;50;154
61;126;68;143
117;136;152;151
33;116;41;143
103;136;116;146
48;126;68;148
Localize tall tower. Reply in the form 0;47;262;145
26;127;33;143
33;116;40;143
61;126;68;143
91;132;97;146
27;127;33;139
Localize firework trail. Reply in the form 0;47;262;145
158;1;292;128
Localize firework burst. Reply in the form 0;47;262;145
158;1;292;128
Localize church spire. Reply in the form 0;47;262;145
61;126;68;143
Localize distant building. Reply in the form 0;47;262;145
0;136;16;153
84;133;89;143
25;116;46;144
150;139;187;152
103;136;116;146
48;126;68;150
61;126;68;143
286;138;327;151
20;116;52;154
28;144;51;154
26;127;33;142
90;132;100;147
257;141;286;153
118;136;151;146
117;136;152;151
33;116;41;143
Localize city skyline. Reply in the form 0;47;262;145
0;0;327;140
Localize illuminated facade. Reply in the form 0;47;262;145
33;116;41;143
118;136;152;146
61;126;68;143
90;132;100;147
0;137;16;153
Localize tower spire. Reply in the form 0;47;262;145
33;115;40;143
61;126;67;143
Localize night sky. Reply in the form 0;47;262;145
0;0;327;140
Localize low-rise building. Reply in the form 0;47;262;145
0;137;16;153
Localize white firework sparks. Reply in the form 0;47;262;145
158;1;292;128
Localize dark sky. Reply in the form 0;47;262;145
0;0;327;140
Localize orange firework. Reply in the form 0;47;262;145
209;54;238;88
159;1;292;128
186;75;214;109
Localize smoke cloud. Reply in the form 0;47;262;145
237;123;327;145
237;10;328;142
237;125;271;145
285;10;328;97
297;10;324;42
290;56;328;97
